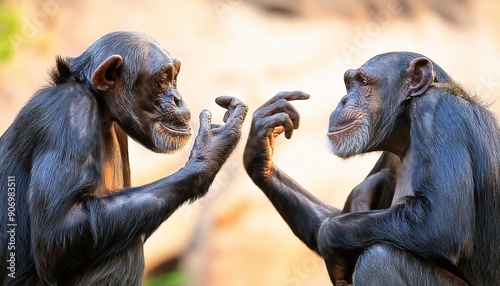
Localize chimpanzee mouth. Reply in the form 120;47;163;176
328;120;358;136
160;122;192;136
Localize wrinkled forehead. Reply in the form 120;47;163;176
363;54;402;71
356;53;409;78
146;42;179;73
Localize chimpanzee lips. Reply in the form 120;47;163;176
328;120;357;136
161;122;192;136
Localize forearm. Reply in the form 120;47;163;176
34;160;220;263
318;210;390;254
250;164;339;253
318;195;464;262
101;160;220;229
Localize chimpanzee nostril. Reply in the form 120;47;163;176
341;95;348;105
173;94;181;106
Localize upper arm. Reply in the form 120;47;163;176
408;105;475;262
28;90;102;223
417;142;474;240
27;138;103;276
28;150;98;223
26;90;104;256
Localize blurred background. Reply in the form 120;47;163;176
1;0;499;285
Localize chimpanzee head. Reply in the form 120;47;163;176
69;31;192;153
327;52;451;158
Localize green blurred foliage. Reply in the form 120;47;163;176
145;270;189;286
0;4;21;62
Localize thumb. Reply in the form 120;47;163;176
198;109;212;132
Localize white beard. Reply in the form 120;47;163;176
328;117;371;159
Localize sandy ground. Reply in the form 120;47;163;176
1;0;500;285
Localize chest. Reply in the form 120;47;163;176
96;122;131;196
392;148;414;205
73;241;145;285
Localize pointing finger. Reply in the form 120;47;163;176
263;91;310;106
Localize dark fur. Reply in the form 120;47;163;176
0;31;246;285
244;52;500;285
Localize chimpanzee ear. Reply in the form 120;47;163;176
91;55;123;92
407;57;435;97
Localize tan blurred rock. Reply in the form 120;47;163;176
1;0;499;285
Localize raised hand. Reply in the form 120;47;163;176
189;96;248;168
243;91;310;178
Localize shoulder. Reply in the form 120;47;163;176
410;82;498;144
22;82;99;126
15;82;103;149
32;82;97;108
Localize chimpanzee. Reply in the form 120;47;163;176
244;52;500;285
0;31;248;285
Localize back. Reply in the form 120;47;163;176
410;84;500;284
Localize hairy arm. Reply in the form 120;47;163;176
318;127;474;264
29;96;247;274
243;92;339;253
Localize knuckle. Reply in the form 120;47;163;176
254;119;267;130
237;105;248;117
276;98;288;108
275;91;288;98
252;111;263;120
232;97;243;105
277;112;288;121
